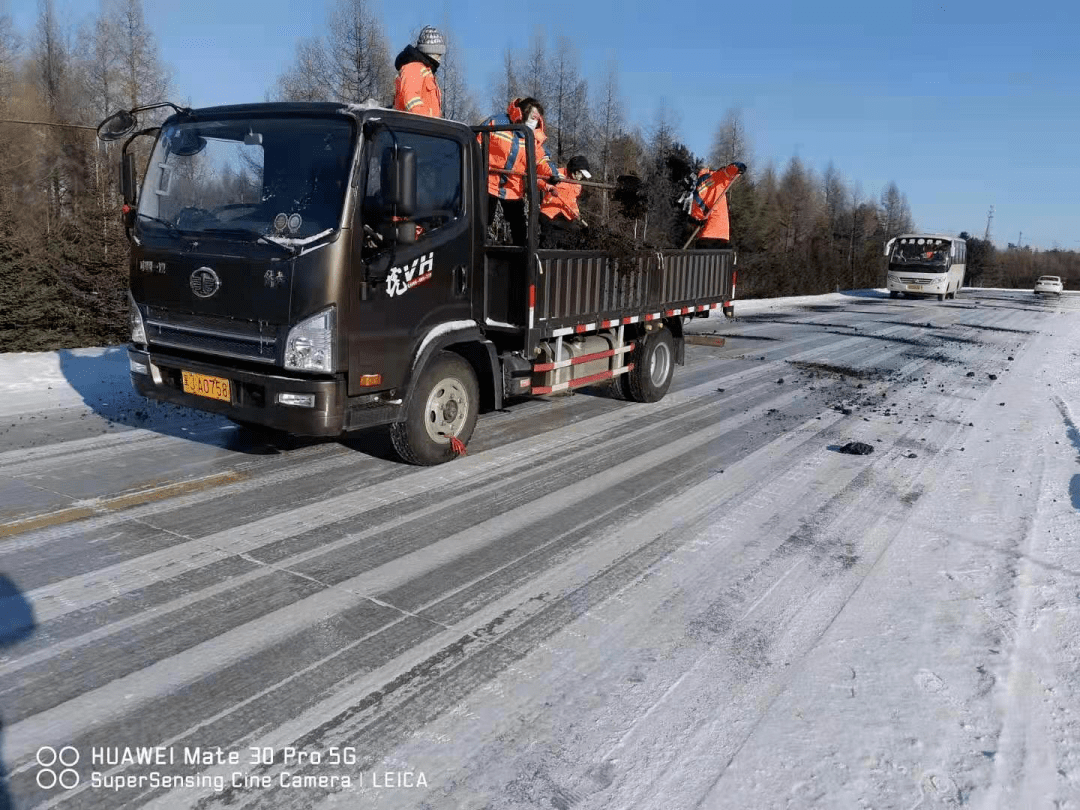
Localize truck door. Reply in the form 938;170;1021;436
350;125;473;397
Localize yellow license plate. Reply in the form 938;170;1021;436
181;370;232;402
907;284;922;291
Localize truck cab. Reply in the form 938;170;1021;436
113;103;483;437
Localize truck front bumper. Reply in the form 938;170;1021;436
129;347;348;436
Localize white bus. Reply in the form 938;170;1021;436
884;233;966;301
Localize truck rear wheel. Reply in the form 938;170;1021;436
621;327;674;403
390;351;479;465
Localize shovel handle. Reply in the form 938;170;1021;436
490;168;619;190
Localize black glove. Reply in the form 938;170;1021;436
733;162;747;174
547;173;561;186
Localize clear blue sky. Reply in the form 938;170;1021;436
10;0;1079;250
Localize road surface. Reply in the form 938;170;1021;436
2;288;1079;809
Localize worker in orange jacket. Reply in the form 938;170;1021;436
393;26;445;117
540;156;591;248
686;162;746;247
478;97;562;245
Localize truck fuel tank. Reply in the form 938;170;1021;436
532;334;618;392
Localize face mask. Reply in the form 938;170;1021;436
525;117;538;130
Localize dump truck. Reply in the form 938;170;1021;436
96;101;736;465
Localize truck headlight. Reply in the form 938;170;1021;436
129;292;146;345
284;306;335;373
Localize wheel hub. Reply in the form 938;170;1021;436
424;377;469;444
650;342;672;386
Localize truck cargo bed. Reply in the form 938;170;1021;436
483;248;735;346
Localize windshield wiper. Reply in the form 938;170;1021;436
136;213;183;236
201;227;299;257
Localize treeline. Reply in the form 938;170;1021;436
0;0;168;350
966;240;1080;290
0;0;1066;353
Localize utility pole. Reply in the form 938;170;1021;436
983;205;993;241
1018;231;1022;248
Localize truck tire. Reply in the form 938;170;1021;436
390;351;479;465
621;327;675;403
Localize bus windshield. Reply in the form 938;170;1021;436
890;237;950;266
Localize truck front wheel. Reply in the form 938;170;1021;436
390;351;479;465
621;327;674;403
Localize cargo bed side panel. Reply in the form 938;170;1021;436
532;249;733;336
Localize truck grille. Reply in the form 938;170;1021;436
144;307;279;363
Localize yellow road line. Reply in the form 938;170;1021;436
0;471;248;538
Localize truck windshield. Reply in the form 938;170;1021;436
137;116;354;242
890;237;950;266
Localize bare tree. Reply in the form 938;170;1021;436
489;49;519;113
32;0;73;229
708;106;753;167
78;11;120;121
112;0;169;109
546;36;588;162
74;9;124;259
593;62;624;186
519;29;552;103
276;0;392;104
0;11;18;112
821;162;844;245
844;184;878;287
818;161;847;288
777;156;817;255
879;181;912;240
35;0;68;115
278;37;330;102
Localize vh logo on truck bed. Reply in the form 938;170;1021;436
387;252;434;298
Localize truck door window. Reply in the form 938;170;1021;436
364;130;462;242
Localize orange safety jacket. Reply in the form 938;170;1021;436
540;168;581;221
690;164;742;241
393;48;441;117
479;99;561;200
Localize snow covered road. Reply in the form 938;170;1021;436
1;288;1079;809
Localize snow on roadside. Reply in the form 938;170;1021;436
0;347;128;418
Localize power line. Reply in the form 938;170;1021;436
0;118;97;131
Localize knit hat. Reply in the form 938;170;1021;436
416;26;447;57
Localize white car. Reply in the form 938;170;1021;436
1034;275;1064;296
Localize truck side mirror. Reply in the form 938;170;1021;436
120;152;137;206
381;145;416;219
97;109;137;142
